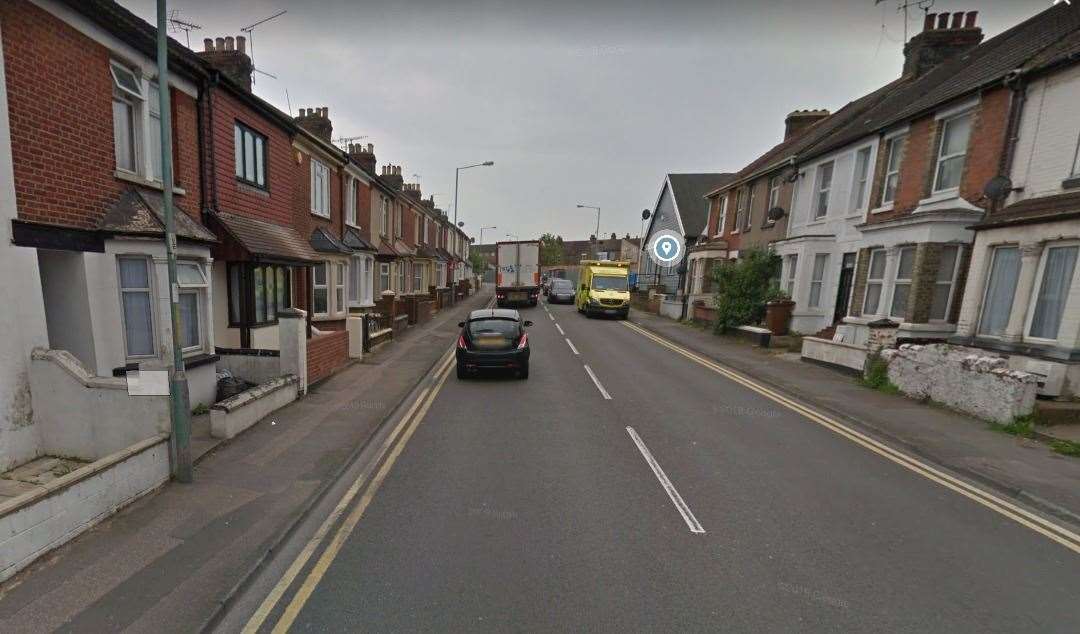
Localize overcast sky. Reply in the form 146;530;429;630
122;0;1048;243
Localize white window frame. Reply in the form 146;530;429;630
862;248;887;316
414;261;424;292
813;161;833;219
110;61;164;184
117;255;157;359
745;185;756;231
310;159;330;217
977;245;1021;337
312;262;329;316
765;176;781;226
851;146;872;212
345;176;358;227
808;253;828;308
1023;241;1080;344
397;262;406;292
395;206;403;239
334;261;346;315
423;218;429;244
733;188;746;234
932;111;973;194
929;244;963;322
380;197;390;237
379;262;390;293
784;254;798;297
176;261;208;354
714;195;728;237
889;246;916;319
879;134;906;208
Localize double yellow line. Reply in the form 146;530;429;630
621;320;1080;556
243;350;457;633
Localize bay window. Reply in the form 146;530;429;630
234;122;267;188
933;112;972;193
380;263;391;293
313;263;329;315
227;263;292;327
176;261;207;352
334;262;347;313
889;246;916;319
862;248;887;315
809;254;828;308
1027;244;1078;341
784;254;798;297
929;245;961;321
118;256;155;358
414;262;424;291
978;246;1021;336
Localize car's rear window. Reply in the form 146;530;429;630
552;280;573;290
467;319;519;338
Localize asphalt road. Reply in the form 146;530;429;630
240;299;1080;633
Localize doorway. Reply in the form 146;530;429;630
833;252;856;324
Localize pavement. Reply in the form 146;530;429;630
0;289;493;634
223;299;1080;633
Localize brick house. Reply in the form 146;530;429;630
951;10;1080;398
3;0;220;410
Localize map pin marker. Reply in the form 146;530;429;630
660;240;672;256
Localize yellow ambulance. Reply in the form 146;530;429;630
576;260;631;319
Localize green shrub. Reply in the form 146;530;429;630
1050;439;1080;457
192;403;210;416
710;247;782;333
859;351;893;390
990;415;1036;439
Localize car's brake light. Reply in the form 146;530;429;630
458;334;467;350
517;333;528;350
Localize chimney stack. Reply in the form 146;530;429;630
197;35;254;92
380;164;403;190
403;183;422;200
903;11;982;78
294;106;333;143
784;109;830;140
348;142;376;174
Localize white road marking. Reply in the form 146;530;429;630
565;338;579;355
625;426;705;534
548;313;555;321
583;364;611;399
555;323;565;335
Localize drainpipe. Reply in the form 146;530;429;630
997;69;1028;207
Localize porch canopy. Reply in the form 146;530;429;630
208;211;320;265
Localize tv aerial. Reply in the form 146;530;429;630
332;135;369;150
167;10;201;48
240;10;287;86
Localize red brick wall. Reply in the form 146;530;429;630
306;329;348;384
206;87;296;227
3;0;201;229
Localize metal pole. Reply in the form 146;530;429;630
157;0;192;483
595;207;600;240
453;167;460;228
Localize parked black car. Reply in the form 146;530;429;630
546;278;575;304
456;309;532;379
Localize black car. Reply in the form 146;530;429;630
456;309;532;379
546;278;575;304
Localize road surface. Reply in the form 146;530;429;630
230;298;1080;633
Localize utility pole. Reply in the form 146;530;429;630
157;0;192;483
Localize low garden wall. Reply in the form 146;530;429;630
880;344;1038;424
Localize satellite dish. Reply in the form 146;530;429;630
641;209;651;221
767;206;786;222
983;175;1013;201
457;221;465;227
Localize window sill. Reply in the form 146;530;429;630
114;170;186;196
311;211;331;220
237;181;270;198
1062;176;1080;190
804;219;827;227
870;203;894;215
918;189;960;207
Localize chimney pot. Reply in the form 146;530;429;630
950;12;963;29
923;13;935;31
965;11;977;28
225;36;234;51
203;38;214;51
215;37;225;50
936;13;949;30
237;36;246;54
367;143;374;152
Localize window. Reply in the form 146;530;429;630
176;261;207;351
413;212;420;244
814;161;833;219
313;263;328;315
148;82;162;182
437;261;447;287
345;176;357;226
234;122;267;188
414;262;423;291
929;245;961;321
334;262;346;313
765;176;781;225
862;248;887;315
396;262;405;292
881;135;905;205
423;218;429;244
744;185;755;231
395;206;403;238
227;263;291;327
118;256;154;357
1028;244;1078;341
978;246;1021;336
784;254;798;296
379;263;391;293
809;254;828;308
889;246;916;319
733;188;746;233
111;62;143;175
933;112;972;193
852;147;871;210
311;160;330;217
714;196;728;236
380;197;390;237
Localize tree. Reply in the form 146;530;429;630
539;233;565;266
710;247;784;333
468;250;488;274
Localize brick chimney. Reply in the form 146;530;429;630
380;164;403;190
784;109;830;140
903;11;982;78
402;182;422;201
294;107;333;143
198;35;253;92
348;142;376;174
421;196;436;210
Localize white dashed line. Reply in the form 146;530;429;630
549;313;555;321
583;364;611;399
555;323;565;335
565;338;579;355
626;426;705;534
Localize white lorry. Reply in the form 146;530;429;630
495;240;541;307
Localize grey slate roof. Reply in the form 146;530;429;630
310;227;351;254
98;189;216;243
342;227;376;252
667;173;736;235
211;212;320;263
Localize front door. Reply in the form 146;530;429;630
833;252;856;324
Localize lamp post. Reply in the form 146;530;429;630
576;204;600;238
452;161;494;227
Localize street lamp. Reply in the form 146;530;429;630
453;161;494;227
479;225;496;245
576;204;601;240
